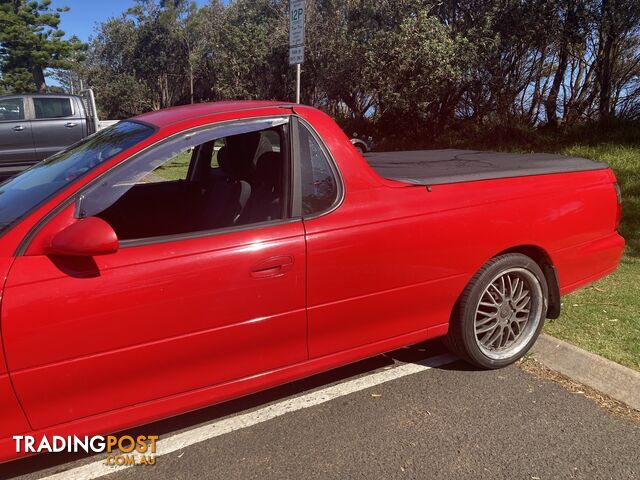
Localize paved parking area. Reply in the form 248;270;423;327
3;341;639;480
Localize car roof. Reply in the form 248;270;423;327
133;100;295;127
0;93;80;98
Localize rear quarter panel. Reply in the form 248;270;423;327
384;168;622;294
297;106;622;355
303;152;621;355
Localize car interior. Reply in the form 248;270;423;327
95;126;287;241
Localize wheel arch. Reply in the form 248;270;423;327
494;245;561;319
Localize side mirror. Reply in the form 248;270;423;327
47;217;119;257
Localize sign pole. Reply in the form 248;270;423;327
296;64;301;104
289;0;305;104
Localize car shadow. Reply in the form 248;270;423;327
48;255;101;278
2;339;471;479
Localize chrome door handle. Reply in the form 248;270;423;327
12;125;25;132
65;122;77;128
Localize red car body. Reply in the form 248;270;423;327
0;102;624;462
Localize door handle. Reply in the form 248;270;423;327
12;125;25;132
65;122;77;128
251;255;294;278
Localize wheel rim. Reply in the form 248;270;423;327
474;268;543;360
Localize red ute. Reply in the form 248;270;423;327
0;102;624;462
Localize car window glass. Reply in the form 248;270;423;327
0;98;24;121
140;148;193;182
33;97;73;119
298;124;338;216
0;121;154;238
79;118;289;242
263;130;281;151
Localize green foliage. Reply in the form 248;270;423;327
0;0;87;92
209;0;288;100
545;255;640;371
7;0;635;144
368;9;468;138
92;73;154;119
0;66;33;92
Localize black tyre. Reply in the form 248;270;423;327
445;253;548;369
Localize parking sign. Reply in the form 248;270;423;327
289;0;305;65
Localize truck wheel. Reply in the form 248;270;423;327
445;253;548;369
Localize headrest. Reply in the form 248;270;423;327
215;145;249;180
255;152;282;192
226;131;261;160
216;131;262;180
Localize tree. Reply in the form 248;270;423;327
595;0;640;119
0;0;87;92
366;3;468;139
174;1;210;104
50;36;88;93
84;15;154;117
209;0;288;101
305;0;380;123
543;0;589;127
69;0;640;135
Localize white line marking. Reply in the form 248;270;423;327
40;353;456;480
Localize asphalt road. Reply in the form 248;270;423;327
3;341;639;480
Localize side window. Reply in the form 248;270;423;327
33;97;73;119
298;123;338;216
0;98;24;121
78;119;289;242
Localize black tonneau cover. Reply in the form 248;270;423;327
365;149;608;186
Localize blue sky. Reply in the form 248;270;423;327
51;0;211;41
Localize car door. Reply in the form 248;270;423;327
0;96;35;166
0;256;31;440
2;117;307;430
30;96;85;160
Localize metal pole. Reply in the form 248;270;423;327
296;63;301;104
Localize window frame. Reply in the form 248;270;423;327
290;116;345;220
68;116;296;248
